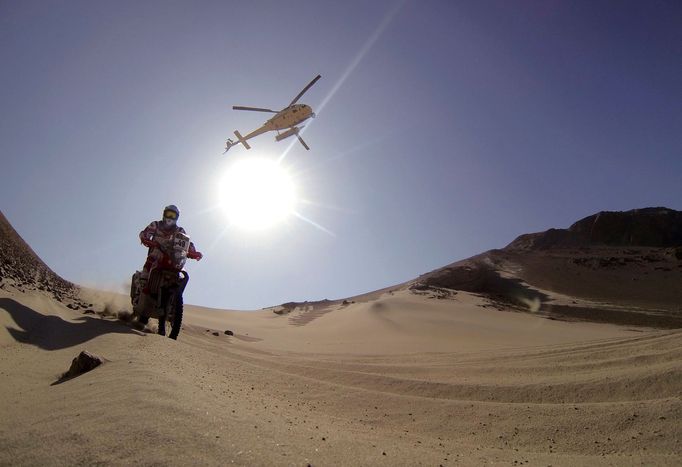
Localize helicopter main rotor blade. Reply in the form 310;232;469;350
288;74;321;106
232;106;279;113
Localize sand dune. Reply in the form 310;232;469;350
1;208;681;465
2;289;680;466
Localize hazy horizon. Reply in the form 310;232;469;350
2;1;681;309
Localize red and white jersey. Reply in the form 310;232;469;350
139;220;198;255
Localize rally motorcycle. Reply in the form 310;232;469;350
130;231;190;340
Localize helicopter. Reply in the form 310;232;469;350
224;74;321;154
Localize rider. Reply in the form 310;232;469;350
139;205;202;282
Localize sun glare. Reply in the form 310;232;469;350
219;157;297;230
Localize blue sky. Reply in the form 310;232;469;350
1;1;680;309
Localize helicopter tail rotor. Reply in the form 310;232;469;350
223;138;235;154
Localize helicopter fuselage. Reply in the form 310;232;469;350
264;104;315;131
235;104;314;144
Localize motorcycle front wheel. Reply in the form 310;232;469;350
158;292;183;340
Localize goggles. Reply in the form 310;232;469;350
163;210;178;220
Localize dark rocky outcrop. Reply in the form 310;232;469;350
54;350;105;384
506;207;682;250
0;211;86;306
411;256;548;309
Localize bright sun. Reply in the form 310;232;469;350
219;157;297;230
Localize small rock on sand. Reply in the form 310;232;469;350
56;350;104;384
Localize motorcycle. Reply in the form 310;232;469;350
130;231;191;340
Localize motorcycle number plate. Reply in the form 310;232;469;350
173;233;190;253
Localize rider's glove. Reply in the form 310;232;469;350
188;251;203;261
142;239;157;248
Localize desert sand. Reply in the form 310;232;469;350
1;209;681;466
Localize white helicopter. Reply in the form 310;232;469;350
224;74;321;153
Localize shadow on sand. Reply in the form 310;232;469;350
545;304;682;329
1;298;141;351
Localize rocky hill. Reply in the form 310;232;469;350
506;207;682;250
410;207;682;328
0;211;87;308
